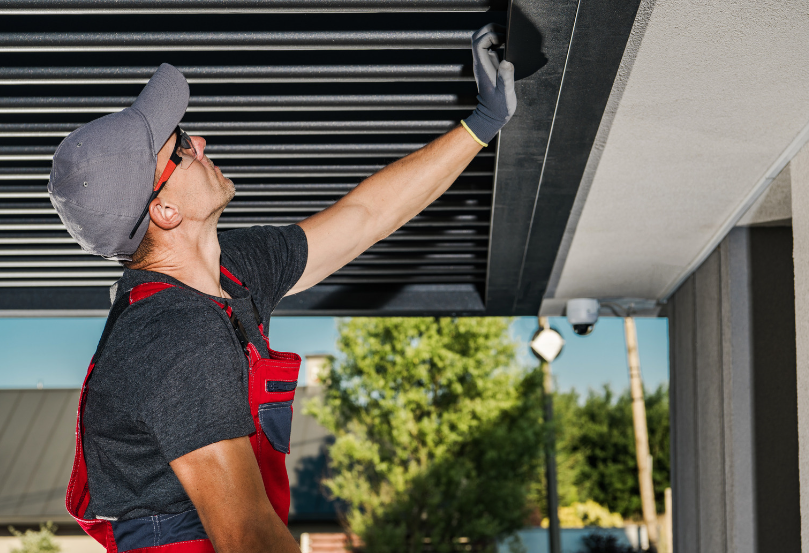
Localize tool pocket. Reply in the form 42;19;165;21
258;400;293;454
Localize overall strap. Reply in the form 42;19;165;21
91;282;175;366
97;266;260;363
125;278;255;359
220;264;262;328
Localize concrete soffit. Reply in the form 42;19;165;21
541;0;809;316
657;120;809;300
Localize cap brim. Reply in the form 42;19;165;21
131;63;189;155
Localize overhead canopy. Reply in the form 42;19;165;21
0;0;641;316
541;0;809;316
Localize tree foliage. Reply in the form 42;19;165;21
8;523;60;553
306;317;546;553
553;385;670;519
550;500;624;529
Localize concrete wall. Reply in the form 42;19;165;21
667;227;799;553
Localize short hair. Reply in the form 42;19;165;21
122;165;166;269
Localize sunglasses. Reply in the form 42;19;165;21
129;127;199;239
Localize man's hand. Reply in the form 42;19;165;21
461;23;517;146
170;437;300;553
287;24;517;296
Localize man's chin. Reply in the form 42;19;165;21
216;179;235;211
223;177;236;201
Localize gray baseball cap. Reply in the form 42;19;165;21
48;63;190;260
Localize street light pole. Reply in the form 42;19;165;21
532;316;563;553
542;358;561;553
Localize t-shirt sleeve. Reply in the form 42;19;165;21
218;224;308;309
134;298;255;462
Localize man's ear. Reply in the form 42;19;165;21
148;196;183;230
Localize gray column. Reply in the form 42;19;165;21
720;229;756;553
668;232;750;553
791;141;809;551
668;225;799;553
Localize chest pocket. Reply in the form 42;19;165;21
247;352;300;455
259;379;296;452
258;400;294;454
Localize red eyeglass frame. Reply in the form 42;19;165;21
129;127;195;239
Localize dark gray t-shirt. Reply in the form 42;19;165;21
83;224;307;521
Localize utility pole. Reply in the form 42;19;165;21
531;317;564;553
624;316;659;546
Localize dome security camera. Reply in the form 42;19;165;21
566;298;600;336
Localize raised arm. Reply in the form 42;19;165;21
288;24;516;295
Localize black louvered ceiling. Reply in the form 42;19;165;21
0;0;641;316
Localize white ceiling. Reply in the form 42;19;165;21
542;0;809;314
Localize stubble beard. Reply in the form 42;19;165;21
220;174;235;207
211;174;235;219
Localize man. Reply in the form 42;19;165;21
51;25;515;553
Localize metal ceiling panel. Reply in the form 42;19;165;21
0;0;641;315
0;6;504;314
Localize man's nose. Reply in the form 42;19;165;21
190;135;206;161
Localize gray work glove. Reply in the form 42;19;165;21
462;23;517;146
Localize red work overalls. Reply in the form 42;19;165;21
66;266;301;553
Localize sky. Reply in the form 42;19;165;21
0;315;668;395
511;316;669;397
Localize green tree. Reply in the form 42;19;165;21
8;522;60;553
567;385;670;519
306;317;546;553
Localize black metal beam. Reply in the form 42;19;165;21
512;0;642;314
0;0;504;14
0;283;486;316
484;0;576;315
276;283;485;315
484;0;642;315
0;286;111;310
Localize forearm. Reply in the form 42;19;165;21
292;126;481;292
348;125;483;243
